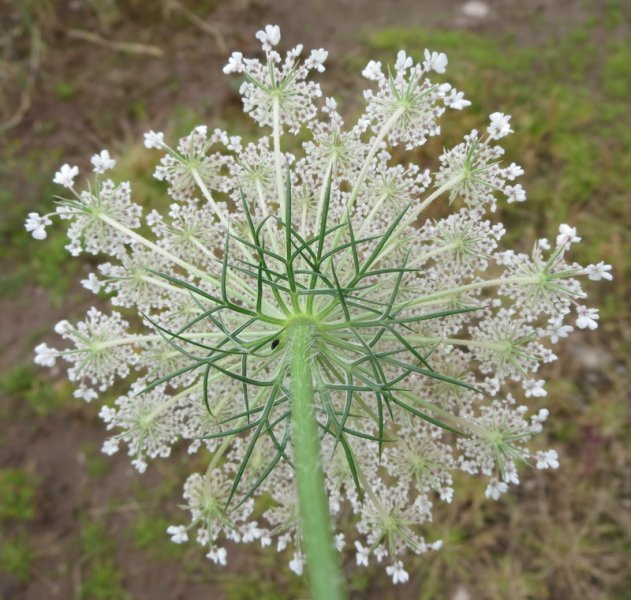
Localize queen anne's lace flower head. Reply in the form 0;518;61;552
153;127;230;202
42;308;137;398
29;25;609;585
360;49;469;150
434;124;525;212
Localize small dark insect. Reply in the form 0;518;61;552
271;339;280;350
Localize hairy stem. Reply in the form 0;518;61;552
290;321;345;600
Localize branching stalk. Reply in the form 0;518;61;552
272;96;285;214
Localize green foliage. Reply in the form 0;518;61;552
81;559;127;600
0;364;37;397
0;469;36;522
0;535;33;582
603;40;631;100
132;512;185;559
80;520;114;560
80;520;128;599
0;364;68;417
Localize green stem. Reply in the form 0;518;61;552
289;321;345;600
272;96;285;214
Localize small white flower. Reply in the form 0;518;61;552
334;532;345;551
81;273;103;294
255;24;281;50
431;540;443;551
101;439;119;455
386;561;409;584
34;343;58;367
355;541;369;566
196;528;210;545
193;124;208;138
53;164;79;188
288;551;305;575
323;97;337;112
549;318;573;343
223;52;244;74
99;405;116;423
24;212;52;240
485;478;508;500
576;305;599;330
556;223;581;247
536;449;560;470
523;379;547;398
144;130;165;149
276;533;290;552
585;261;612;281
487;112;513;140
506;162;524;179
206;546;227;565
444;88;471;110
131;458;148;473
535;408;550;422
167;525;189;544
362;60;382;80
73;386;98;402
306;48;328;72
91;150;116;174
395;50;413;72
374;545;388;562
424;49;448;74
288;44;304;61
505;183;526;203
241;522;262;543
503;463;520;485
440;487;454;503
54;320;71;335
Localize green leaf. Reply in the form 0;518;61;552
224;369;287;510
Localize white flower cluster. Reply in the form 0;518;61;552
435;126;525;211
29;25;609;585
223;24;327;134
361;49;469;149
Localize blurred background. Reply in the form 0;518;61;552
0;1;629;598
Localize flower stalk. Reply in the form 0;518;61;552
289;319;345;600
